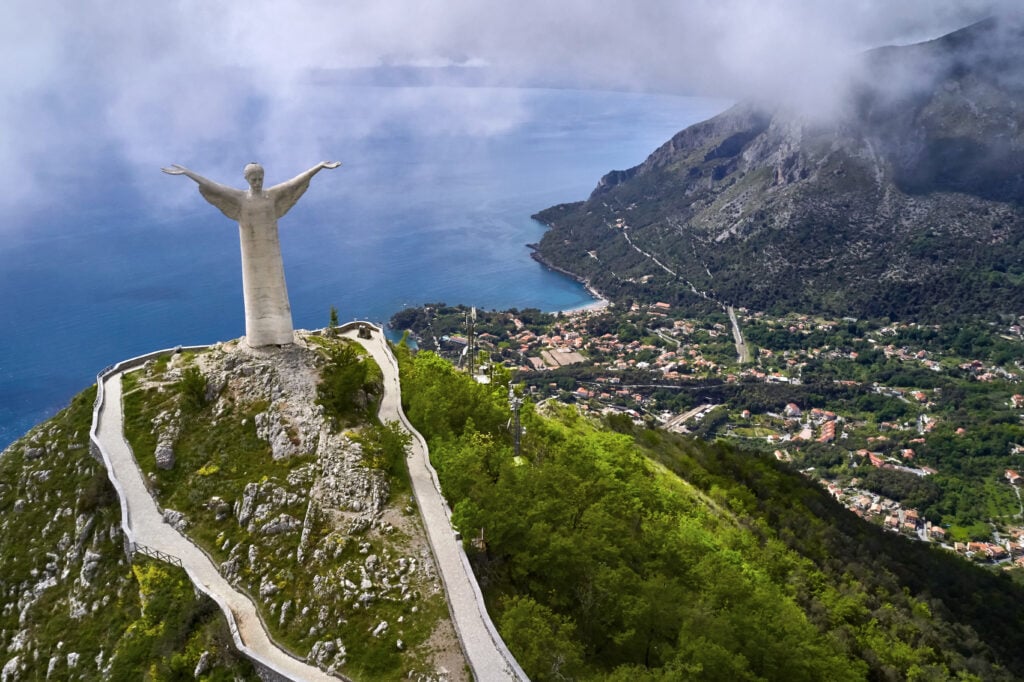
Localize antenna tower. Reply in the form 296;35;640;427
466;307;477;376
508;385;523;458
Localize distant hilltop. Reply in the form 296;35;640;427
533;17;1024;322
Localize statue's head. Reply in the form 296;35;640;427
243;162;264;192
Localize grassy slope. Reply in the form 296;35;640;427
0;387;254;681
120;339;459;681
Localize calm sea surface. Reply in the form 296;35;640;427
0;87;726;449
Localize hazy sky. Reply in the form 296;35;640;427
0;0;1012;212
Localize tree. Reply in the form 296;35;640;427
317;342;377;427
398;346;1024;679
177;365;208;415
328;305;339;336
354;420;410;477
498;596;584;681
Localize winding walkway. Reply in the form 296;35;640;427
344;327;525;681
91;326;526;681
94;369;339;681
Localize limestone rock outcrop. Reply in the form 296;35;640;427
123;333;465;680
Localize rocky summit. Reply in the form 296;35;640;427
533;17;1024;321
121;334;468;679
0;332;468;680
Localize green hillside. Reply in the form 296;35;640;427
397;345;1024;680
0;388;254;681
117;337;465;680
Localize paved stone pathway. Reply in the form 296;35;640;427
344;328;525;681
92;326;526;681
94;372;340;682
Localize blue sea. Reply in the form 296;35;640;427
0;87;726;449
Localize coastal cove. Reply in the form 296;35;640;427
0;87;727;449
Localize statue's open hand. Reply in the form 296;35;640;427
161;164;189;175
321;161;342;169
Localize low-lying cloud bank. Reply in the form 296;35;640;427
0;0;1016;214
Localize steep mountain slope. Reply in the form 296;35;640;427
534;18;1024;320
0;389;255;680
118;336;467;680
0;335;467;681
397;347;1024;680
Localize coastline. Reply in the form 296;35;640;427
560;284;610;315
528;247;610;315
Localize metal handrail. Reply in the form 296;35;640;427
131;541;184;568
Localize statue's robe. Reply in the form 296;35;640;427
196;175;314;347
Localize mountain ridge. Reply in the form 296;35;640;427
533;17;1024;321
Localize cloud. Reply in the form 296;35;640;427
0;0;1014;214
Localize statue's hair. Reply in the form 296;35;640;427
243;162;264;179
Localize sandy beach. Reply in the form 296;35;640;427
529;249;611;315
559;283;611;315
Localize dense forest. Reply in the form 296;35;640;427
397;344;1024;680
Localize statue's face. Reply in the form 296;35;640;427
246;169;264;192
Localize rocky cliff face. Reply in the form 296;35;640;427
534;17;1024;320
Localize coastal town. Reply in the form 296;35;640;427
391;299;1024;568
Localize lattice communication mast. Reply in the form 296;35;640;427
508;385;523;458
465;306;477;376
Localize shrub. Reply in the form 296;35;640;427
177;366;208;414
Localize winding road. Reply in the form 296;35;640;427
727;306;752;364
91;326;525;681
618;226;752;365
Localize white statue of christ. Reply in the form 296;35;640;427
162;161;340;347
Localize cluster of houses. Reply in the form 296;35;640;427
737;313;1023;389
958;359;1019;383
822;479;1024;563
825;481;932;537
569;378;646;408
880;344;939;369
786;405;840;443
500;302;724;377
459;305;1024;565
482;307;1019;425
850;448;937;477
492;309;1021;465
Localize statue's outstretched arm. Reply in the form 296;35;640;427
269;161;341;219
163;164;243;221
162;164;218;186
267;161;341;192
